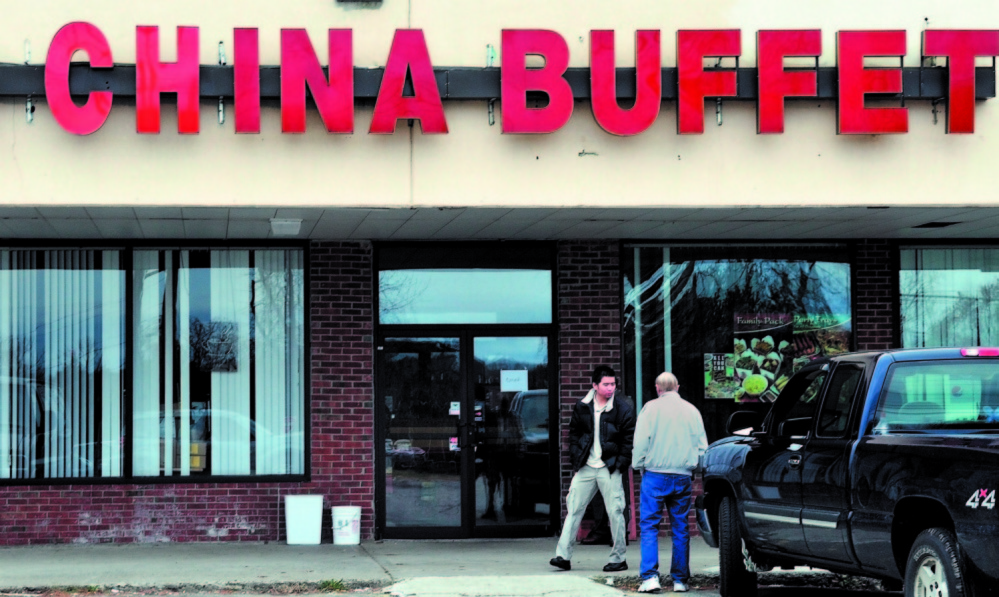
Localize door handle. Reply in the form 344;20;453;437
457;422;471;448
788;454;802;469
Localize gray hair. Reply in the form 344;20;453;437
655;372;679;393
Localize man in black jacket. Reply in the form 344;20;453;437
550;365;636;573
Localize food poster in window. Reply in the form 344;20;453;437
791;314;851;364
733;314;794;403
704;353;739;400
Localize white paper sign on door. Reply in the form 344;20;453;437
500;370;528;393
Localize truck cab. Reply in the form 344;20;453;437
697;347;999;597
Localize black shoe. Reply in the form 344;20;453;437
603;561;628;572
549;556;571;571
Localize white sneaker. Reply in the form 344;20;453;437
638;576;662;593
673;581;689;592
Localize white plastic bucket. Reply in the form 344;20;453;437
284;495;323;545
332;505;362;545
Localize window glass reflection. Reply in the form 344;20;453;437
379;269;552;324
473;336;550;526
0;250;124;480
623;245;852;442
382;338;461;527
901;248;999;347
132;249;305;478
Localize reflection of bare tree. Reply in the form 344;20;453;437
902;279;999;346
378;271;430;323
623;253;851;440
190;319;238;372
626;259;848;347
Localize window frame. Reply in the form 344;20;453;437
0;241;310;487
621;241;855;443
814;362;866;439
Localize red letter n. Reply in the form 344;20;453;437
281;29;354;134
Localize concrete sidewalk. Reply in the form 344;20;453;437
0;538;722;595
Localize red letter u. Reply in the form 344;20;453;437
590;30;661;136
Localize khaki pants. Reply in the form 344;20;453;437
555;465;627;564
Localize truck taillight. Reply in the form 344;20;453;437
962;348;999;357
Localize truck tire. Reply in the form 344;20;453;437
719;496;758;597
904;528;975;597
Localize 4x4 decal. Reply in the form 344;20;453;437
966;489;996;510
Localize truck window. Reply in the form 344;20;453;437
873;360;999;432
816;364;864;437
766;367;828;435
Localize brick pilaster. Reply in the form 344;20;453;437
853;239;896;350
556;241;621;518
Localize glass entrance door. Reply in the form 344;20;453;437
380;337;463;530
472;336;551;532
376;332;554;538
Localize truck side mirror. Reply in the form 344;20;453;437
727;411;763;436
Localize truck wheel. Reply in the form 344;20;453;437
904;528;974;597
719;496;758;597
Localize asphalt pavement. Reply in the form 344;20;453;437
0;537;723;596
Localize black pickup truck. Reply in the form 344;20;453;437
696;347;999;597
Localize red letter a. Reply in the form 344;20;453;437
370;30;447;134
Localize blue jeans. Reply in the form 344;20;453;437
639;472;692;582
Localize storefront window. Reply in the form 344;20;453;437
0;248;304;482
379;269;552;324
0;250;125;480
901;248;999;348
623;245;852;441
132;249;305;477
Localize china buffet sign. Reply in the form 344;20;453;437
43;23;999;135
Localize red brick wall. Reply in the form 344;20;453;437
556;241;622;517
0;241;375;544
309;241;376;540
854;239;896;350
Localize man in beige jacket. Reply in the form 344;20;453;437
632;372;708;593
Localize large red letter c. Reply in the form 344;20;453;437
45;22;113;135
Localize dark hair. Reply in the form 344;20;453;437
591;365;616;384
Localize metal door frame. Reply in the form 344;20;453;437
374;326;557;539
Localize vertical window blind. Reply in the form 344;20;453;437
1;247;304;481
0;250;124;480
132;249;305;478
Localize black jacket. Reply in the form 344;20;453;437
567;392;636;474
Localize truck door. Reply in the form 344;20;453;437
741;365;827;553
800;361;865;563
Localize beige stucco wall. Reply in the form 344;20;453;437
0;0;996;209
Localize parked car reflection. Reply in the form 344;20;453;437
508;389;550;515
132;407;303;476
